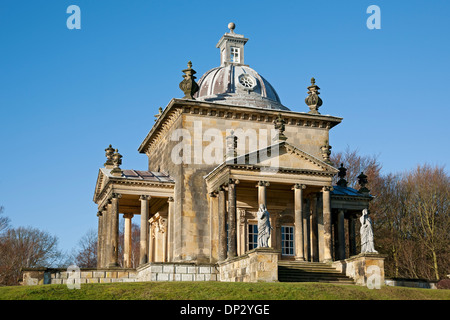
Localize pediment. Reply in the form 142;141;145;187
229;141;338;174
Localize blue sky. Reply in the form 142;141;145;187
1;0;449;254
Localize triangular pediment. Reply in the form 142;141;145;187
226;141;338;174
93;168;110;203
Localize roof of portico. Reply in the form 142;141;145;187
93;168;175;206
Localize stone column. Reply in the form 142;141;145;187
148;222;154;263
348;215;357;257
167;197;174;262
159;216;168;262
257;181;269;207
108;193;121;268
337;209;345;260
294;183;306;261
139;195;150;265
227;179;237;259
123;213;134;268
322;186;333;262
303;199;311;261
104;200;112;267
310;194;319;262
218;186;227;262
96;211;103;268
238;208;246;255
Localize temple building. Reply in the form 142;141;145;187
87;23;384;284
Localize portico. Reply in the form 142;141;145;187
94;164;175;269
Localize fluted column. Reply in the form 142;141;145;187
294;183;306;261
139;195;150;265
227;179;237;259
108;193;121;268
218;186;227;262
123;213;134;268
337;209;345;260
322;186;333;262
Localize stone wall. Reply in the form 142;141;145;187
22;263;219;286
135;262;218;282
218;248;279;282
21;268;138;285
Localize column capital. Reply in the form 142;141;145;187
167;196;174;202
139;195;150;201
111;193;122;199
257;181;270;187
97;211;102;217
228;178;239;185
208;191;217;198
322;186;333;192
293;183;306;190
123;213;134;219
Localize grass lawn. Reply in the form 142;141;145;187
0;281;449;300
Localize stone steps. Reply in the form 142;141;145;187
278;261;355;285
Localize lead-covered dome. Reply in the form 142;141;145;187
194;23;289;111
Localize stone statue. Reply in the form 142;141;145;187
360;208;377;253
257;204;271;248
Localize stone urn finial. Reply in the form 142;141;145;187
104;144;115;168
179;61;199;100
110;149;123;177
225;130;238;161
305;77;323;114
320;140;332;164
337;163;348;187
357;172;370;194
273;113;287;142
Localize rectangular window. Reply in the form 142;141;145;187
281;226;295;256
248;224;258;250
230;47;240;63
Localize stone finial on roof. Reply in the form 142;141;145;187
179;61;199;100
104;144;115;169
337;163;348;187
110;149;123;177
228;22;236;33
225;130;238;162
357;172;370;194
320;140;332;164
305;77;323;115
273;113;287;142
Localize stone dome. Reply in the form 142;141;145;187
194;23;289;111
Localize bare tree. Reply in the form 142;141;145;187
0;226;62;286
0;206;9;234
71;229;98;268
402;164;449;280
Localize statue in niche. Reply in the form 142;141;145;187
360;208;378;253
257;204;272;248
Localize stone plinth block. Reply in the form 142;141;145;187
333;253;386;287
219;248;280;282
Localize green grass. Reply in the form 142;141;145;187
0;282;449;300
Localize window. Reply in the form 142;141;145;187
230;47;240;63
281;226;294;256
248;224;258;250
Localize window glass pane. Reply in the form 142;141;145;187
248;224;258;250
281;226;294;256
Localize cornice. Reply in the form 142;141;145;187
137;98;342;155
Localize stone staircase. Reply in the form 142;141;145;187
278;261;355;285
